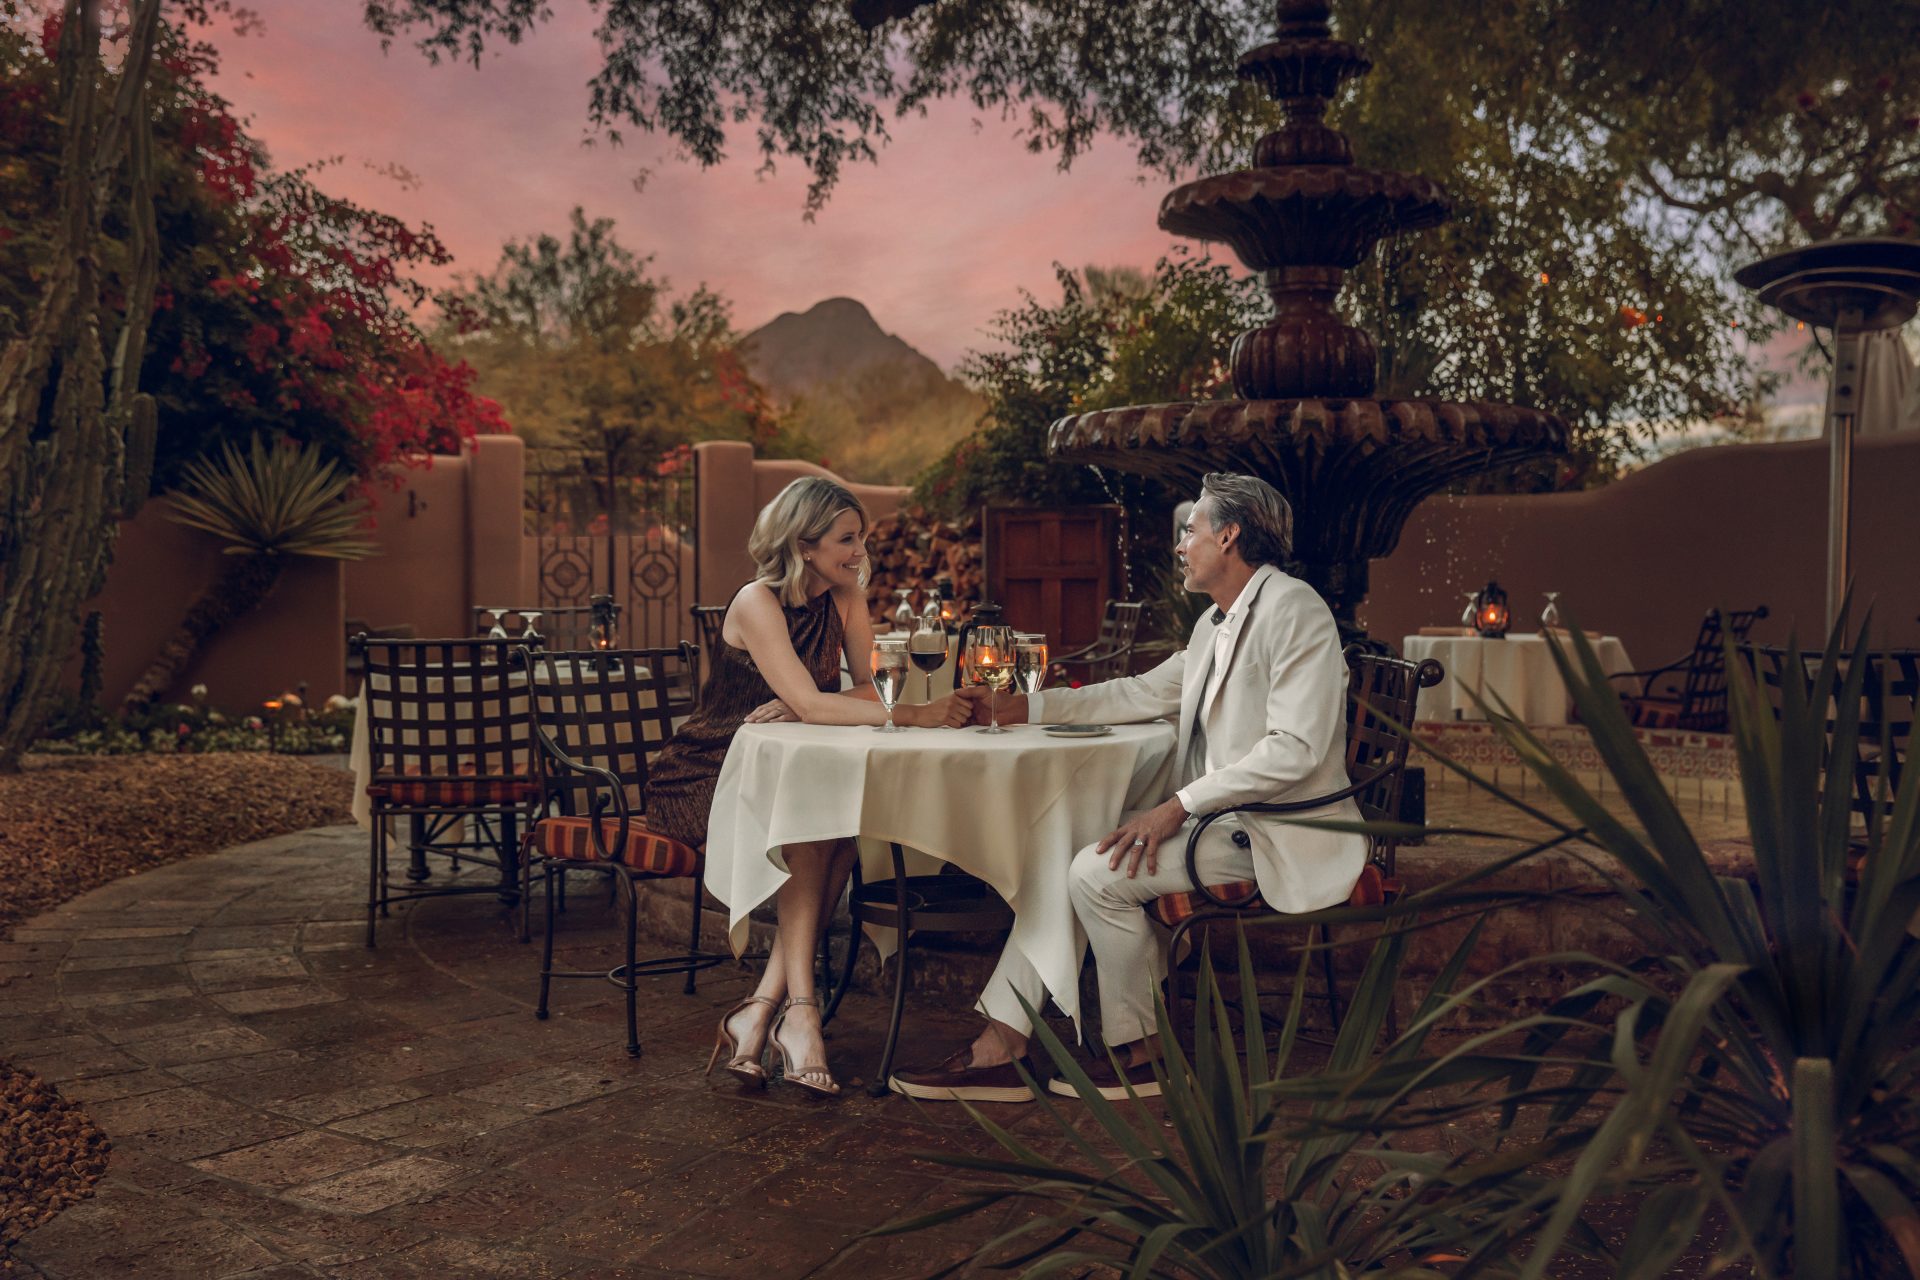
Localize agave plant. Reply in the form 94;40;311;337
869;915;1612;1279
121;437;374;710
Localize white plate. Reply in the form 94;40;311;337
1042;724;1113;737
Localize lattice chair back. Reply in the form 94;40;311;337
1855;650;1918;816
472;605;602;653
687;605;729;705
1343;646;1446;880
357;637;539;794
1674;605;1770;730
518;644;696;814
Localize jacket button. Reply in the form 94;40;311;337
1231;830;1250;848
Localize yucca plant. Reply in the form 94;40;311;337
122;437;374;710
871;918;1604;1279
1482;618;1920;1279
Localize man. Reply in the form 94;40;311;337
890;472;1362;1101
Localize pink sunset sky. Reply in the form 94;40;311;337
199;4;1187;373
197;4;1827;406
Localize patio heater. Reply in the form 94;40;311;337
1735;237;1920;631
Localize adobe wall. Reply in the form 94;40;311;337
1361;431;1920;662
345;434;525;640
87;505;346;709
692;441;909;609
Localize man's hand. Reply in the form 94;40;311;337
743;697;797;724
1096;796;1189;878
955;686;1028;726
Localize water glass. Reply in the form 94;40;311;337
1014;640;1048;696
871;639;909;732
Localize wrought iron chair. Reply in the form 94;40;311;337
473;604;601;652
516;643;723;1057
1055;600;1148;684
1153;647;1443;1040
688;604;730;706
354;636;543;948
1609;605;1769;732
1744;643;1918;822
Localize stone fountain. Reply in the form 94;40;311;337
1047;0;1569;642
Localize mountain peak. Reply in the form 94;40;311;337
745;297;936;393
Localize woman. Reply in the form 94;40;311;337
645;476;968;1096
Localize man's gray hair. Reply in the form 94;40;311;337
1199;472;1293;567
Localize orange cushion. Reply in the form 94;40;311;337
530;814;700;877
366;767;538;807
1149;864;1392;928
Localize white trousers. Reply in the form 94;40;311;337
975;809;1256;1046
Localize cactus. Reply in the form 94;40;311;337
0;0;163;771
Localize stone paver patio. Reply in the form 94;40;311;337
1;825;1073;1279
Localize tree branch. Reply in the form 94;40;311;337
848;0;939;32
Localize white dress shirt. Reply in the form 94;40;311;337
1174;580;1250;815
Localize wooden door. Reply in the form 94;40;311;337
984;506;1124;650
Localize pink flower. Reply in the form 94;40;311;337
177;723;191;737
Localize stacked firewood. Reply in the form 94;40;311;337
864;508;985;626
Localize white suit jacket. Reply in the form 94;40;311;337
1031;564;1364;912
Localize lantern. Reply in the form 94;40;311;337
1472;580;1511;639
589;593;619;650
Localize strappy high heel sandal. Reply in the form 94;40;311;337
706;994;779;1088
770;996;840;1097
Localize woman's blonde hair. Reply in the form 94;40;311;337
748;476;869;607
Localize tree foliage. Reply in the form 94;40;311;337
437;206;817;471
362;0;1919;476
0;8;508;491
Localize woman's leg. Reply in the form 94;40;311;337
754;839;844;1082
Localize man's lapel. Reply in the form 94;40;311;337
1200;565;1280;725
1175;608;1219;760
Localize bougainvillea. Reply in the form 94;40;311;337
0;10;507;496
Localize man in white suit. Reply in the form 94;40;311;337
890;472;1362;1101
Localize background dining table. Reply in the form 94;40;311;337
703;719;1178;1031
1404;631;1635;725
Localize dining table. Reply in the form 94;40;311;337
703;718;1179;1031
1404;631;1635;726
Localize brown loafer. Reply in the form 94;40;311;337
888;1049;1037;1103
1046;1054;1162;1100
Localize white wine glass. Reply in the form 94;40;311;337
967;625;1014;734
1014;640;1049;698
1540;592;1562;630
520;610;543;644
485;607;509;639
907;621;948;703
871;638;910;732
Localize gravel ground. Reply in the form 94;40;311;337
0;751;353;1270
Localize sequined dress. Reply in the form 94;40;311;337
642;588;846;846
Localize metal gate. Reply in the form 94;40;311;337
523;446;697;650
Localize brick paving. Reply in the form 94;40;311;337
2;826;1075;1279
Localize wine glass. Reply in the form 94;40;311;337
520;610;543;645
870;638;910;732
1540;592;1562;630
907;620;948;703
892;588;916;632
966;625;1014;734
484;607;509;639
1459;592;1479;629
1014;639;1048;697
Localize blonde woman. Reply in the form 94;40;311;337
645;476;967;1096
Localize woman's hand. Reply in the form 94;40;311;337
743;697;798;724
898;694;973;729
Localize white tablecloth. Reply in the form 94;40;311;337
1404;633;1635;725
704;721;1178;1026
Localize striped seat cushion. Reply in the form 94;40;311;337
366;765;538;808
1149;863;1392;928
530;814;700;877
1625;697;1684;729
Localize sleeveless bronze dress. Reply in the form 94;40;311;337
643;588;848;846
